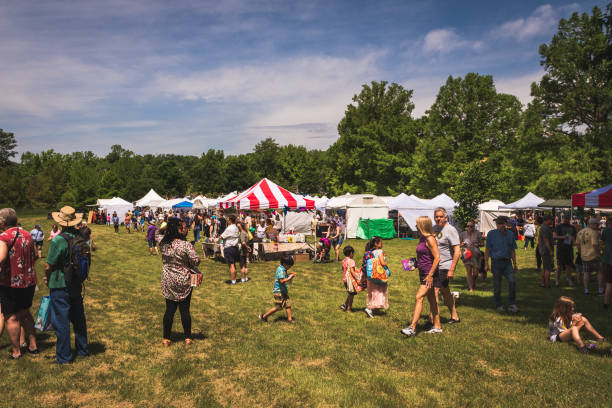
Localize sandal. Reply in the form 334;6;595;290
8;354;21;360
26;348;40;355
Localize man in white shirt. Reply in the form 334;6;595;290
256;220;266;241
221;215;240;284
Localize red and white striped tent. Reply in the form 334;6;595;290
218;178;315;210
572;184;612;208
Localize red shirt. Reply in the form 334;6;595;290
0;227;37;288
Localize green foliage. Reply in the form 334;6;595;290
330;81;417;195
0;128;17;167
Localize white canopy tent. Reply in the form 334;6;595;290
192;196;213;209
388;193;436;230
478;200;512;235
283;211;315;234
326;193;355;210
97;197;133;216
134;189;165;208
344;195;389;239
500;192;545;210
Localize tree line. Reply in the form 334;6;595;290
0;6;610;224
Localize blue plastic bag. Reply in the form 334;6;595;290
34;295;53;331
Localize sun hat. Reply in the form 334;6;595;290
51;206;83;227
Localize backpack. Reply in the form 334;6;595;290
59;233;90;284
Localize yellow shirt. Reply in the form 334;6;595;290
577;227;600;262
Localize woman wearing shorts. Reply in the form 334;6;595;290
401;216;442;337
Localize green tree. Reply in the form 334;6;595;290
0;129;18;167
408;73;522;199
533;5;612;190
330;81;417;195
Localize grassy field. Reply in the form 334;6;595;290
1;210;611;408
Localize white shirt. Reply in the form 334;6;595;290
256;225;266;239
221;224;240;248
523;223;536;237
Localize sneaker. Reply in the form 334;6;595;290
339;304;347;311
508;304;519;313
364;308;374;318
496;306;505;312
258;314;268;322
231;280;236;285
425;327;443;334
400;326;416;337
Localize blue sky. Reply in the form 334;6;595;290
0;0;605;157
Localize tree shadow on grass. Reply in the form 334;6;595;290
453;267;610;339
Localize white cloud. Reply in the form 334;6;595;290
0;54;127;117
423;29;483;54
494;4;579;41
150;52;383;148
495;70;544;106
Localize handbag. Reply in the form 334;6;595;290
367;257;390;284
190;267;203;287
34;295;53;331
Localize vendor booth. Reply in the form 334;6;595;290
388;193;435;231
342;195;389;239
97;197;133;217
135;189;165;209
572;184;612;208
478;200;512;235
500;192;545;210
216;178;315;260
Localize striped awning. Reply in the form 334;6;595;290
217;178;315;210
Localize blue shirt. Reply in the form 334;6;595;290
273;265;288;294
486;229;517;260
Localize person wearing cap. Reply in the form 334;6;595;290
576;217;602;296
45;206;89;364
0;208;39;359
30;224;45;259
484;216;519;312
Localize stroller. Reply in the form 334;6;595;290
314;236;331;263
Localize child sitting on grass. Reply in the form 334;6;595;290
340;246;362;312
549;296;606;353
259;255;296;323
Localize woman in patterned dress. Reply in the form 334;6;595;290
159;218;200;346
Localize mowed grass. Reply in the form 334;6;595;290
1;210;611;407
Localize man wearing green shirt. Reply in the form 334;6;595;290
44;206;88;364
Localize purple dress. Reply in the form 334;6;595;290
416;236;437;283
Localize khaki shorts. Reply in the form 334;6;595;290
273;293;291;310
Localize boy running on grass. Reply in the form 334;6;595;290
259;255;296;323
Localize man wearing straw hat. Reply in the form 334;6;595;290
45;206;89;364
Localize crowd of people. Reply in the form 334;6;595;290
1;204;610;363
